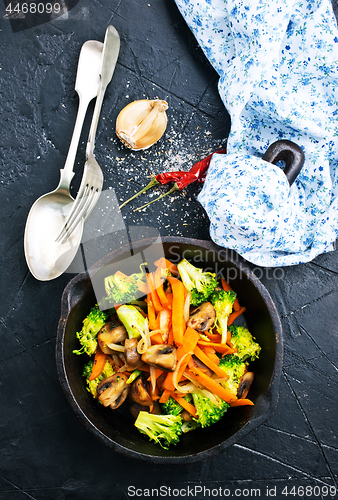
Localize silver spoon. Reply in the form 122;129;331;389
24;39;103;281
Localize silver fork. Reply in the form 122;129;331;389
56;26;120;244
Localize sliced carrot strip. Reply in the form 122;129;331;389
197;341;237;355
159;388;172;403
220;277;232;292
202;346;220;366
147;294;159;330
228;307;246;326
230;398;254;407
162;373;175;392
154;265;170;309
185;367;237;403
171;393;197;418
165;291;173;308
151;333;164;344
167;276;186;346
89;349;107;380
147;273;163;313
194;346;229;379
168;328;174;346
221;277;241;311
205;332;222;343
114;270;126;278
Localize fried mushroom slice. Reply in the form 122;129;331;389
97;373;129;409
181;409;193;422
130;375;153;407
97;320;128;354
237;372;254;399
187;302;216;332
141;344;177;372
124;337;143;371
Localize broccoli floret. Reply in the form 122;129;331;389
229;325;261;362
177;259;218;306
103;263;147;306
134;411;183;449
160;396;184;416
210;289;237;344
161;267;174;280
181;420;201;433
219;354;248;396
73;305;109;356
191;388;230;428
116;304;146;339
105;274;138;304
82;360;93;379
82;359;115;398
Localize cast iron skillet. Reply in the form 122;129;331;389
56;237;283;463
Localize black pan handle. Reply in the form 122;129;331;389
262;139;305;186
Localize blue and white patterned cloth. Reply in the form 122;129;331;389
175;0;338;266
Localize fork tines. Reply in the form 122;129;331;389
56;184;101;244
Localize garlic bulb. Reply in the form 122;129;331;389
116;99;168;151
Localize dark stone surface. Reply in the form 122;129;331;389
1;0;338;498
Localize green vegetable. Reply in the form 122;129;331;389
116;304;146;339
160;396;184;416
191;388;230;428
134;411;183;449
177;258;218;306
103;263;147;305
218;354;248;396
126;369;142;385
73;305;109;356
229;325;261;362
82;359;115;398
161;267;173;280
210;289;237;343
181;420;201;433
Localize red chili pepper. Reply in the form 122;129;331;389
119;147;226;210
175;147;227;189
155;171;187;184
133;148;227;212
119;171;186;209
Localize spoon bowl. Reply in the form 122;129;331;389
24;190;83;281
24;40;104;281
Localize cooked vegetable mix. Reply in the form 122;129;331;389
73;258;261;448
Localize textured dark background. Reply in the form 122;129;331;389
1;0;338;498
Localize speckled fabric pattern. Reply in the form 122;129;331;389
175;0;338;266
